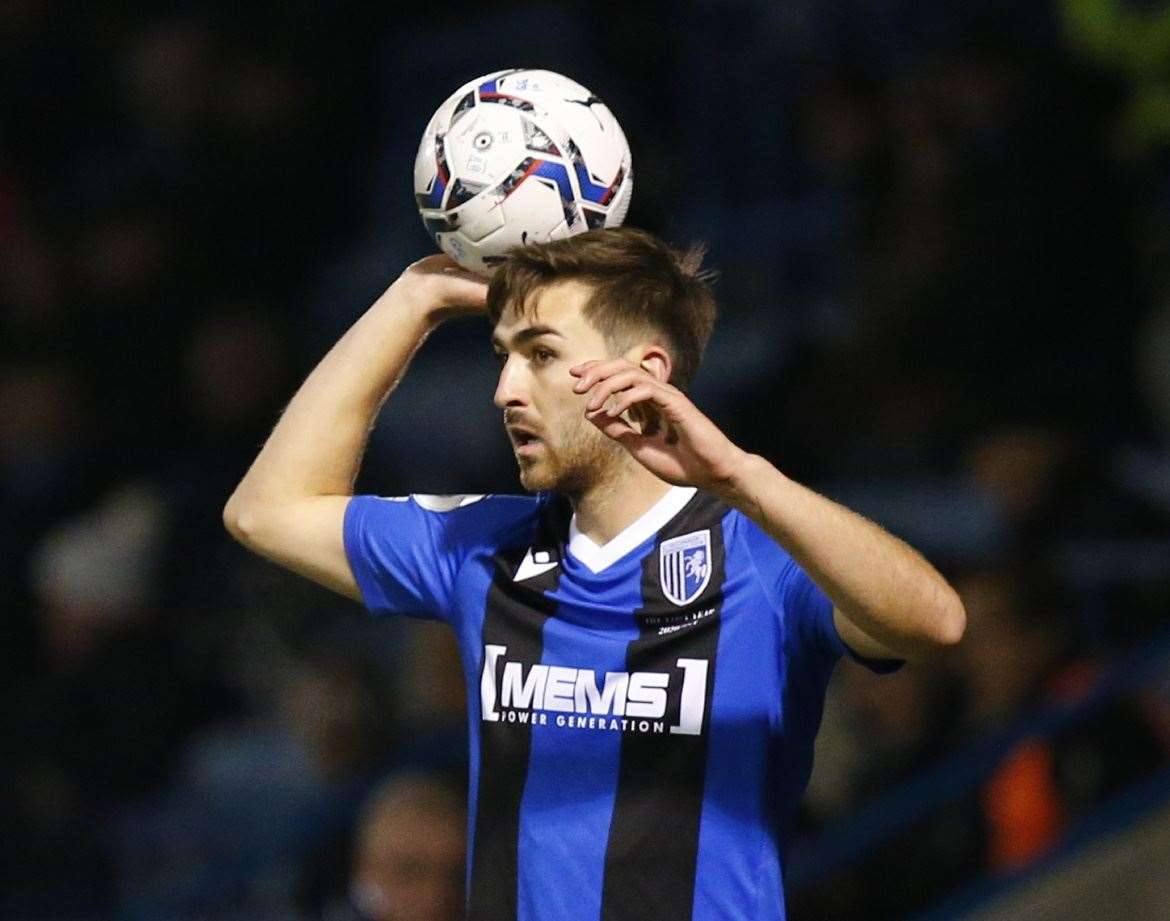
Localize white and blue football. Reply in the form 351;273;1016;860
414;69;633;275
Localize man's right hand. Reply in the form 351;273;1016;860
225;253;490;603
386;254;490;326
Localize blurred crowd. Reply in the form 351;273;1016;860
2;1;1170;919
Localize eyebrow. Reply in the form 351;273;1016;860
490;325;565;350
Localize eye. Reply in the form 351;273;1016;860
532;348;556;365
492;349;508;364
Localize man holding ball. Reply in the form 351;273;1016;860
224;227;965;920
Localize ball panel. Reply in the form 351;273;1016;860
495;174;571;242
413;133;451;210
443;105;528;188
446;194;505;243
606;169;633;227
551;104;625;182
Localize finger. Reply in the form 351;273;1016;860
613;378;681;416
582;369;634;408
570;358;619;383
586;373;642;412
604;383;658;418
620;395;677;444
585;406;641;441
627;400;660;436
585;369;649;410
413;254;489;289
571;359;637;391
571;361;605;391
410;253;463;272
569;360;600;380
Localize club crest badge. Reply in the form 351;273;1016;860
659;530;712;607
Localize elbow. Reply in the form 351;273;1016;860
931;588;967;648
223;494;258;546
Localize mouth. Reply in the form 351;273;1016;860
507;426;544;455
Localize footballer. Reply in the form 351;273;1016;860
224;227;966;920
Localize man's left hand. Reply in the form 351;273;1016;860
570;359;747;493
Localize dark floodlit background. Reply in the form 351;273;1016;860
3;1;1170;919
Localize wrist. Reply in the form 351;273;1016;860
710;450;772;508
379;261;489;328
373;282;442;331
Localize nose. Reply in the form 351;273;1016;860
493;354;528;409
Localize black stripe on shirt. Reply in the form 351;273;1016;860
467;495;569;921
601;491;727;921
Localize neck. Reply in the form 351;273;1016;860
568;456;674;546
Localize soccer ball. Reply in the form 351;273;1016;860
414;69;633;275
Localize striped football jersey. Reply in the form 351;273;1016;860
344;485;897;920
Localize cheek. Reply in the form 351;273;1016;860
556;398;596;441
556;412;613;464
544;390;582;432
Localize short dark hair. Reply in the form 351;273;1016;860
486;227;717;389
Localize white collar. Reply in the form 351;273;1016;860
567;486;697;574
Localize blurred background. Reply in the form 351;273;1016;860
2;0;1170;918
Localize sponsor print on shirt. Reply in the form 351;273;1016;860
480;644;711;736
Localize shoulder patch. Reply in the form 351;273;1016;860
411;493;488;512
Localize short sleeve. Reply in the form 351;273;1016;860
778;557;903;673
740;514;902;674
343;493;533;622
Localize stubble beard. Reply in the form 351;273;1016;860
517;414;624;499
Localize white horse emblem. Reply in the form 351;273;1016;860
685;550;709;582
660;530;712;606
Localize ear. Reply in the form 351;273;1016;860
631;343;672;384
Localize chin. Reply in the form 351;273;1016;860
517;437;610;495
518;463;556;493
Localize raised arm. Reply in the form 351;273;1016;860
569;357;966;662
223;256;487;599
716;455;966;661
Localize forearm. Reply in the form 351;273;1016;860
226;288;433;515
715;453;965;655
